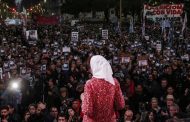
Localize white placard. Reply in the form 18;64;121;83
71;32;79;42
182;54;189;61
138;60;148;66
156;44;162;52
26;30;38;40
145;36;150;40
121;57;130;63
62;47;71;53
102;29;108;40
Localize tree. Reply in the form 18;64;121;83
62;0;116;15
1;0;15;7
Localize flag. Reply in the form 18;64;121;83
116;21;121;35
22;7;27;26
161;19;166;34
23;7;26;16
161;19;167;41
167;21;174;47
129;16;134;33
182;12;187;36
142;12;145;37
163;28;167;41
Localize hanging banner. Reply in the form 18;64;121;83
36;16;59;25
144;4;184;20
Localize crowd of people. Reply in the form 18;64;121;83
0;18;190;122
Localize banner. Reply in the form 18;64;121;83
102;30;108;39
37;16;59;25
5;18;22;25
144;4;184;20
71;32;79;42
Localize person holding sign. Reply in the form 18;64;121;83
82;55;125;122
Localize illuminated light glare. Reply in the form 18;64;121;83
10;78;22;90
11;82;19;89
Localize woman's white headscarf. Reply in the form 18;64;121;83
90;55;115;85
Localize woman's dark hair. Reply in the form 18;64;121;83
144;110;157;122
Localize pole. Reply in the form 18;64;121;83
120;0;122;26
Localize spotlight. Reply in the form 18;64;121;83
9;78;22;91
11;82;19;89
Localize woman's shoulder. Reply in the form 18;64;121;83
113;78;120;85
85;78;96;85
85;77;120;86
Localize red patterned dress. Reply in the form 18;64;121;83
82;77;125;122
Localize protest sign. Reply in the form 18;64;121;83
71;32;79;42
102;29;108;39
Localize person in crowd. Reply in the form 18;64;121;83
71;99;82;120
144;111;158;122
150;97;161;114
168;104;180;119
8;104;21;122
124;110;134;122
58;114;68;122
159;79;169;106
160;95;177;121
28;102;47;122
82;55;125;122
59;87;71;114
67;108;79;122
122;77;135;99
0;105;11;122
45;106;59;122
131;84;149;114
28;104;36;116
22;111;30;122
45;79;60;109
